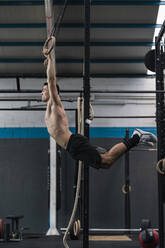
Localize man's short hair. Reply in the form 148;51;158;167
43;82;60;94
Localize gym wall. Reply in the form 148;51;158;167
58;138;158;230
0;76;158;232
0;138;49;233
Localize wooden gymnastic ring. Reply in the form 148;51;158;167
70;220;80;240
156;159;165;175
77;219;81;233
74;221;78;236
122;184;131;194
42;36;56;57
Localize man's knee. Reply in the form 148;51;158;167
100;153;115;169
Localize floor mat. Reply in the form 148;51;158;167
89;235;132;241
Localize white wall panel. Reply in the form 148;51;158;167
0;77;156;128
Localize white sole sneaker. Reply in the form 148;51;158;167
132;128;157;146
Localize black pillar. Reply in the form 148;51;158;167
124;129;131;231
83;0;90;247
155;37;165;248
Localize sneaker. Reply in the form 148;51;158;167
132;128;157;146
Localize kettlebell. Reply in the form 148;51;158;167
139;219;159;248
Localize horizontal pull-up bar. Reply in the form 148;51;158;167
86;90;165;93
94;115;156;118
61;227;159;232
0;98;73;102
0;108;76;111
0;107;156;119
0;90;164;94
0;98;41;101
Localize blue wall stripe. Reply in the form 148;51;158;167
0;23;161;29
0;128;49;138
0;41;155;47
0;127;156;138
0;58;144;63
90;127;157;138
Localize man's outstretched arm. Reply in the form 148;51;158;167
43;36;62;106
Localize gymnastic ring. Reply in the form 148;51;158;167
77;219;81;233
70;221;80;240
42;36;56;57
156;159;165;175
122;184;131;194
74;221;78;236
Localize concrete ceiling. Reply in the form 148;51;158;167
0;0;161;78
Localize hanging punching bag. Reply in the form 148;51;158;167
144;49;156;72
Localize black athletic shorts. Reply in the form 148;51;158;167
66;134;102;169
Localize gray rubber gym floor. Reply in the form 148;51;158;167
0;234;140;248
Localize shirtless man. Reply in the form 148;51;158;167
42;36;157;169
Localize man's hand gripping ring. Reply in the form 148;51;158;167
42;36;56;57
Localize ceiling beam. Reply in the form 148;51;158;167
0;0;164;5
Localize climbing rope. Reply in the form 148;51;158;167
63;97;84;248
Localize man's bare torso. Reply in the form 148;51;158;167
45;101;71;149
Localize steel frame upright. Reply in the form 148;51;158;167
124;129;131;231
83;0;90;247
44;0;59;236
155;28;165;248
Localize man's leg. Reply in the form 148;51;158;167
100;128;157;169
101;142;127;168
